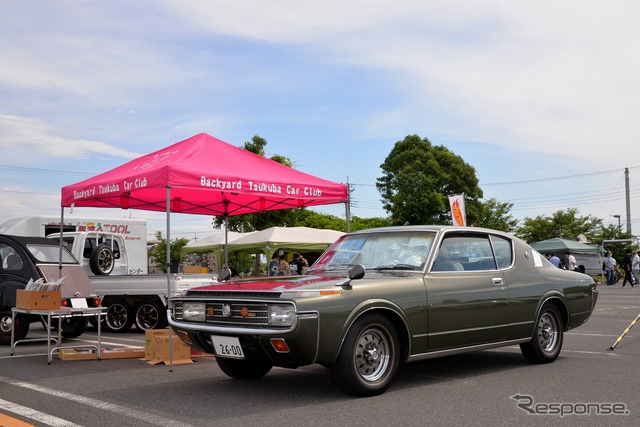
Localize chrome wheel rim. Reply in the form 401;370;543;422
354;327;391;382
537;312;559;352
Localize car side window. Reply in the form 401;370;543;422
432;235;497;272
490;235;513;269
0;243;24;271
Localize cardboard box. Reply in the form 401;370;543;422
58;347;145;361
182;265;202;274
102;347;146;359
147;335;193;365
57;349;97;361
144;328;171;360
16;290;61;310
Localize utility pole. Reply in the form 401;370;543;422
625;167;631;233
345;176;352;233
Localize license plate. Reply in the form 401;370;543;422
211;335;245;359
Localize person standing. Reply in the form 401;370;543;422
290;253;309;275
604;251;617;286
549;253;561;268
622;249;634;288
631;250;639;287
564;251;577;271
278;254;289;276
268;253;279;276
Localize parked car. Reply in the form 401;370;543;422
169;226;599;397
0;234;100;345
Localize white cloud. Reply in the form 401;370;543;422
0;115;141;161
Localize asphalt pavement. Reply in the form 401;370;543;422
0;283;639;426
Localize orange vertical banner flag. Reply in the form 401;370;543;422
448;194;466;226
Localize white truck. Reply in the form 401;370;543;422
0;216;217;332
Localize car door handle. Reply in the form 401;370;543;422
492;278;503;286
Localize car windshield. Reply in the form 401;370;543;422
312;231;436;271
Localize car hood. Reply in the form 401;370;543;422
186;273;346;294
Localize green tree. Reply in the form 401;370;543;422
515;208;603;243
472;198;518;232
148;231;190;273
213;135;297;232
376;134;483;226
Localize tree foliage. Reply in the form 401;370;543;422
473;198;518;232
376;135;483;226
515;208;604;243
149;231;190;273
213;135;296;232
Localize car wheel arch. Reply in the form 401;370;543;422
334;303;411;364
536;294;569;332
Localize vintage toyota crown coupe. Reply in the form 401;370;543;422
169;226;598;397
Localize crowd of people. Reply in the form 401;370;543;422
547;249;638;288
268;252;309;276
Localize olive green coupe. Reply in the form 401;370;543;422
169;226;598;397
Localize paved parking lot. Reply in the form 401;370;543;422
0;283;639;426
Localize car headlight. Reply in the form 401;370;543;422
182;302;206;322
268;304;296;327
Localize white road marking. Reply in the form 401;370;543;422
0;397;83;427
0;377;192;427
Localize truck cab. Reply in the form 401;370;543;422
50;231;138;276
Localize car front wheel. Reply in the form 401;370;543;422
520;304;564;363
330;313;400;397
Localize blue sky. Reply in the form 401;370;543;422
1;1;640;240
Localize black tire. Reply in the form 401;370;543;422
520;304;564;363
134;300;167;331
105;300;134;332
90;245;114;275
55;317;88;339
330;313;400;397
0;311;29;345
216;357;273;379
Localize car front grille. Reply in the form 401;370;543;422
174;301;274;328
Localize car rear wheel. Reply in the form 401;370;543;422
216;357;273;379
330;313;400;397
0;311;29;345
520;304;564;363
134;300;167;331
105;300;134;332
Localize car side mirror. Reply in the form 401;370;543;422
349;264;365;280
336;264;365;287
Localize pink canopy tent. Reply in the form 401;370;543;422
61;133;348;215
60;133;349;367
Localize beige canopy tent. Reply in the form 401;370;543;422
183;231;250;253
226;226;345;259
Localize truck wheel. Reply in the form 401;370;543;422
330;313;400;397
134;300;167;331
105;300;134;332
56;317;89;339
216;357;273;379
0;311;29;345
90;245;114;275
